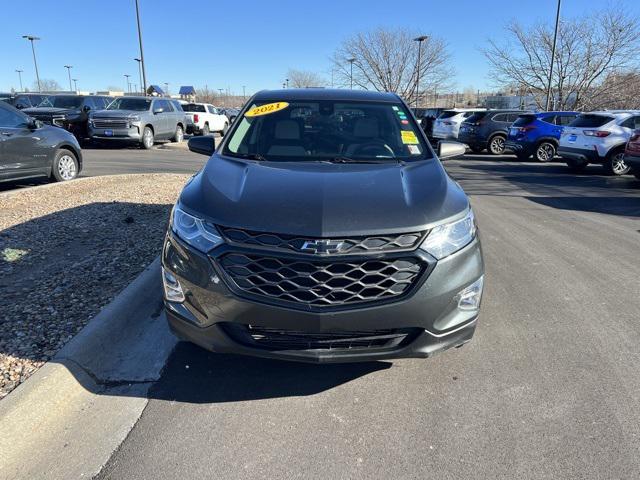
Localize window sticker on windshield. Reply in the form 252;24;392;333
392;106;399;111
401;130;419;144
408;145;421;155
401;119;409;125
245;102;290;117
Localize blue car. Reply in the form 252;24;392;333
505;111;580;162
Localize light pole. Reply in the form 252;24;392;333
64;65;73;91
134;58;143;94
347;58;356;89
22;35;41;92
134;0;148;95
285;78;289;88
164;82;169;96
546;0;562;111
15;70;24;91
73;79;78;91
242;85;246;101
124;74;131;93
413;35;428;111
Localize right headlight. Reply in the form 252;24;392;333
171;206;223;253
419;209;477;259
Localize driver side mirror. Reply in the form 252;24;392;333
188;136;215;156
153;107;164;114
438;141;466;160
27;118;42;130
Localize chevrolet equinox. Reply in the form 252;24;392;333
162;89;484;363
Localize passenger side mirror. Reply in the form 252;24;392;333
188;136;215;156
153;107;164;114
438;141;466;160
27;118;42;130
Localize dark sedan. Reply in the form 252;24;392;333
0;101;82;183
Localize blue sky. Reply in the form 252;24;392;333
2;0;638;94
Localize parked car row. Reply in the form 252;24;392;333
419;107;640;176
0;93;233;149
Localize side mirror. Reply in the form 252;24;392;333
153;107;164;114
188;136;215;156
82;105;91;112
27;118;42;130
438;141;466;160
16;104;25;110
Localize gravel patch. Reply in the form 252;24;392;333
0;174;190;399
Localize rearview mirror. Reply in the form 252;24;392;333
153;107;164;114
188;136;215;156
438;141;466;160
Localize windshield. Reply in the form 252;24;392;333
30;95;52;107
569;114;613;128
183;104;206;112
47;96;84;109
106;97;152;111
513;115;536;127
222;100;432;162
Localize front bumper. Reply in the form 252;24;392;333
161;230;484;363
88;124;142;141
558;145;602;164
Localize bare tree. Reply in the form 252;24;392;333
483;8;640;110
331;27;454;104
34;79;62;92
287;69;325;88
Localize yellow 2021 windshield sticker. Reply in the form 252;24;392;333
245;102;290;117
401;130;419;144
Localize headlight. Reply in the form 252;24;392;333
420;209;476;259
129;115;140;122
171;206;223;253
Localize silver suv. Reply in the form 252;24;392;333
89;96;187;149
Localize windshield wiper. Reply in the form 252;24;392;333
325;156;397;164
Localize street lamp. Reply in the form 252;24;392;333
347;58;356;89
22;35;41;92
546;0;562;111
164;82;169;96
73;79;78;91
64;65;73;92
413;35;428;111
124;74;131;93
285;78;289;88
134;58;143;94
134;0;148;95
15;70;24;91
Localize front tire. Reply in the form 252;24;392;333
220;122;229;137
535;141;556;162
488;135;506;155
142;126;154;149
603;149;630;176
172;125;184;143
51;149;79;182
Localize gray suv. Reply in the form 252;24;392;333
89;96;186;149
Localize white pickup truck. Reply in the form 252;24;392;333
182;103;230;136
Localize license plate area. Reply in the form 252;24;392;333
104;129;113;136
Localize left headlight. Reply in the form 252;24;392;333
419;208;477;260
171;206;223;253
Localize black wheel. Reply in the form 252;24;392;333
220;122;229;137
172;125;184;143
603;149;630;176
202;123;210;136
51;149;79;182
142;126;154;149
469;146;484;154
566;159;588;172
535;141;556;162
488;135;506;155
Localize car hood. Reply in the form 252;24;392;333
91;109;144;118
178;154;469;237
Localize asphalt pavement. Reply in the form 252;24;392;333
92;155;640;479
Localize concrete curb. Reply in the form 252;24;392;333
0;257;177;480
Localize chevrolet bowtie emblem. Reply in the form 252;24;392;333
300;239;346;254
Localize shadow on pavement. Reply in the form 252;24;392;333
147;342;392;404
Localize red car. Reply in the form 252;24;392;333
624;129;640;179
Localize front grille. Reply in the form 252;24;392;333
218;226;424;255
218;253;424;309
223;324;418;351
92;119;129;129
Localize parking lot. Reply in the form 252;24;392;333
5;146;633;479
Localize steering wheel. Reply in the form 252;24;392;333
351;141;395;157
